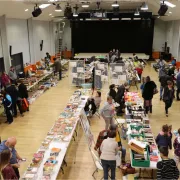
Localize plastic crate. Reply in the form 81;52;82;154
132;148;150;167
81;83;92;89
130;125;144;136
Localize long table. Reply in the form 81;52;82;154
23;89;91;180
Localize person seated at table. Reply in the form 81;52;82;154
157;147;179;180
93;91;101;109
109;84;116;101
94;124;126;164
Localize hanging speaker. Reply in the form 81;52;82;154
158;4;168;16
40;40;43;51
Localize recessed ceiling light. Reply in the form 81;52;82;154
49;13;52;16
169;11;172;13
25;9;29;12
39;4;51;9
160;1;176;8
82;2;90;8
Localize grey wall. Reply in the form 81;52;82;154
153;19;166;52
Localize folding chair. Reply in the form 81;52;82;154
114;117;125;129
91;150;111;180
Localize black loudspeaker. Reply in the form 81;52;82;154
32;7;42;17
158;4;168;16
40;40;43;51
9;45;12;57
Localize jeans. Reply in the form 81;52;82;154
160;86;164;99
101;159;116;180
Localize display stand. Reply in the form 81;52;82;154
109;63;127;86
94;62;108;89
69;60;85;86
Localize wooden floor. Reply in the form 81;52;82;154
0;62;180;180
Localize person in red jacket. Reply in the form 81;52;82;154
0;149;18;180
135;65;143;82
1;72;10;88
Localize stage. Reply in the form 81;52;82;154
74;53;149;59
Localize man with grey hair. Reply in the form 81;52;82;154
0;137;23;179
100;96;115;130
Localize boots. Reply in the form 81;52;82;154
150;105;152;114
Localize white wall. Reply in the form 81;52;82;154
153;19;166;52
6;18;30;64
32;20;51;61
62;20;71;50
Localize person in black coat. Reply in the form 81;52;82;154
142;76;156;114
18;81;29;111
163;81;175;117
5;83;23;117
115;82;129;116
109;84;116;101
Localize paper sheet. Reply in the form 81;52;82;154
77;67;84;73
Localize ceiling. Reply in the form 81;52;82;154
0;0;179;21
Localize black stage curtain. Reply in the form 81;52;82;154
71;20;154;54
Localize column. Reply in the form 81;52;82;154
0;15;11;72
49;20;55;56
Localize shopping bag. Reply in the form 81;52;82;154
23;98;29;108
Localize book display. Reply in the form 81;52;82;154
23;89;92;179
109;63;127;85
125;92;161;171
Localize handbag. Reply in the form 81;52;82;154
120;161;135;175
153;88;158;95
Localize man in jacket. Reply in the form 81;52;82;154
53;58;62;80
6;83;24;117
176;73;180;101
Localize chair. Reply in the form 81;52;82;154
91;150;111;180
114;118;125;128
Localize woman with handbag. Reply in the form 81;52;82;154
142;76;157;114
163;81;174;117
100;131;119;180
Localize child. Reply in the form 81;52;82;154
157;147;179;180
140;77;146;94
173;128;180;167
156;124;172;150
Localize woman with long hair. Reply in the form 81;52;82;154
0;149;18;180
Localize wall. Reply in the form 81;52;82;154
153;19;166;52
33;20;51;61
62;20;71;50
6;18;30;64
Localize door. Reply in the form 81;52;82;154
11;52;24;74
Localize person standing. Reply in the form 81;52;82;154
159;70;173;101
176;72;180;101
1;90;13;124
18;80;29;111
163;80;175;117
157;147;179;180
109;84;116;101
100;96;115;130
8;66;17;85
142;76;156;114
53;58;62;81
0;149;18;180
100;131;119;180
0;137;23;179
6;83;24;117
1;72;10;89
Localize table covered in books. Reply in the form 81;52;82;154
124;92;161;177
22;89;92;180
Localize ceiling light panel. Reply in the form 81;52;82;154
39;4;51;9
